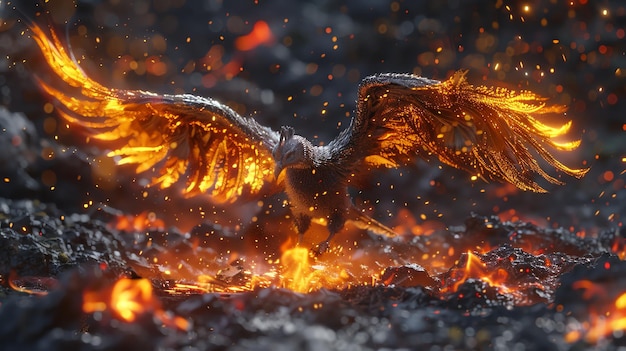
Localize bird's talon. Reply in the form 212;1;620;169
312;241;330;256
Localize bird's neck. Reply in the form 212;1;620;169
293;136;326;167
309;145;333;167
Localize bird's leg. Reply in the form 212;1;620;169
314;211;345;255
293;213;311;245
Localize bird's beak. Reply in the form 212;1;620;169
274;161;284;180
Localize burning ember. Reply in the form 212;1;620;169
0;1;624;350
2;202;624;349
560;256;626;344
83;278;189;331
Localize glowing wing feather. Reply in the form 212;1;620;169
333;71;588;192
30;24;279;202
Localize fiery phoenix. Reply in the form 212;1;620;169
26;22;587;252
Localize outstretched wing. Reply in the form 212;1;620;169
330;71;588;192
29;23;279;202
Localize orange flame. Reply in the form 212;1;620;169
83;278;189;330
278;247;350;293
166;246;354;294
565;281;626;343
235;21;274;51
442;251;511;295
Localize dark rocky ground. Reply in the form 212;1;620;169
0;0;625;350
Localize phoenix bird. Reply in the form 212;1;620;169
27;23;588;253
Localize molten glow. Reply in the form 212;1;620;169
564;280;626;343
8;273;57;296
235;21;274;51
83;278;189;330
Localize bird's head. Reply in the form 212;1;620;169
272;126;313;178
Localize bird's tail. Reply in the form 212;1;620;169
347;207;398;238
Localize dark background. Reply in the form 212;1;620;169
0;0;624;234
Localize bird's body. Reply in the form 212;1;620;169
285;163;347;225
285;162;347;222
26;23;589;253
274;133;353;250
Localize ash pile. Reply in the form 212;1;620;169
0;196;625;350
